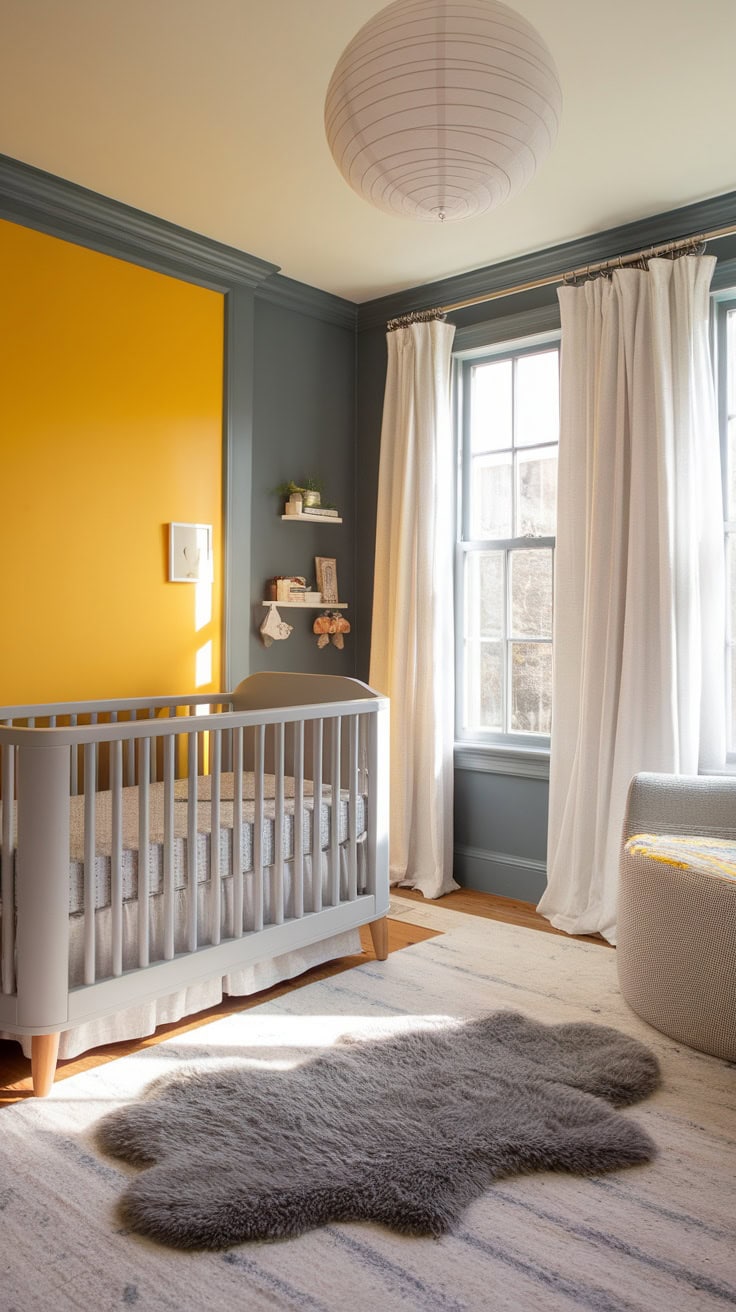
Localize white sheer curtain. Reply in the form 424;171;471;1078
539;256;725;944
369;317;459;898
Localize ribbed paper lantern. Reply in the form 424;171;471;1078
324;0;562;222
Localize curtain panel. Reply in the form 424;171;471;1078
539;256;725;943
369;319;459;898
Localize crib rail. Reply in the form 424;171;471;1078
0;694;233;798
0;676;389;1036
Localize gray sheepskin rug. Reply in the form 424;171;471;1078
94;1011;661;1250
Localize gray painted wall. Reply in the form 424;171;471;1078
355;325;387;683
454;767;549;902
249;296;357;679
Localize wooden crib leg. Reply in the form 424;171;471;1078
368;915;389;961
31;1033;61;1098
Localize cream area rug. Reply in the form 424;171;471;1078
1;900;734;1312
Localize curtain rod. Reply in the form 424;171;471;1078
436;221;736;316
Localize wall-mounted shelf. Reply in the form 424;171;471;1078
261;600;348;609
281;513;343;524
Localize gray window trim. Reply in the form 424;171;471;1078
454;742;550;779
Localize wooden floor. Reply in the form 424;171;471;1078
0;889;608;1106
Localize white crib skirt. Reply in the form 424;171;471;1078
9;845;366;1059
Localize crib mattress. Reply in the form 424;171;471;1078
4;772;366;915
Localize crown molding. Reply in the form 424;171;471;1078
257;272;357;330
357;190;736;332
0;154;279;291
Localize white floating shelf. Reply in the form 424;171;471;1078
262;601;348;609
281;513;343;524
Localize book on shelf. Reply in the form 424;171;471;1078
301;505;339;518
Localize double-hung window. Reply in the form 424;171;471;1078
456;337;560;749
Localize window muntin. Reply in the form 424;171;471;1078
457;340;560;744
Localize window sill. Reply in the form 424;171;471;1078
454;742;550;780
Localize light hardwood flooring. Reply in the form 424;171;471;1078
0;889;608;1105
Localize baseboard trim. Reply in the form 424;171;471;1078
454;843;547;903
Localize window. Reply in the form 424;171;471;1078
456;338;560;746
717;297;736;757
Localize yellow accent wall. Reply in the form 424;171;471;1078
0;218;224;706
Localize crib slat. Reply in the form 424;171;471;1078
311;719;323;914
70;714;79;795
125;716;136;787
138;738;151;969
232;727;244;938
210;729;221;945
149;707;158;782
163;735;175;960
222;722;233;774
253;724;265;933
328;717;341;906
82;744;97;984
272;723;285;925
187;732;198;952
111;739;123;977
292;720;305;919
1;745;16;994
348;714;358;900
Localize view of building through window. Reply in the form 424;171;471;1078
458;342;560;740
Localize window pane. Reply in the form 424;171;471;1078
470;453;512;538
515;351;559;447
510;642;552;734
728;311;736;416
470;360;512;453
724;527;729;640
510;549;552;638
729;416;736;522
730;646;736;755
479;641;504;729
464;551;504;639
479;552;504;638
516;446;557;536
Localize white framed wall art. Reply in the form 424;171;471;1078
168;522;213;583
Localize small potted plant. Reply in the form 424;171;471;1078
273;478;325;510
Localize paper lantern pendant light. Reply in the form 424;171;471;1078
324;0;561;222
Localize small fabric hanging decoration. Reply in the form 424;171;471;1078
330;613;351;650
313;611;351;650
260;604;293;647
313;613;335;649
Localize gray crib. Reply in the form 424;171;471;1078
0;672;390;1095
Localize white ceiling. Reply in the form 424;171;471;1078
1;0;735;303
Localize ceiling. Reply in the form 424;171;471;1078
1;0;735;303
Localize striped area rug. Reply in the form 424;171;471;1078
1;903;734;1312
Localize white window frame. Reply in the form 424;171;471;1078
454;326;561;773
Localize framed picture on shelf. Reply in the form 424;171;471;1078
315;556;339;603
